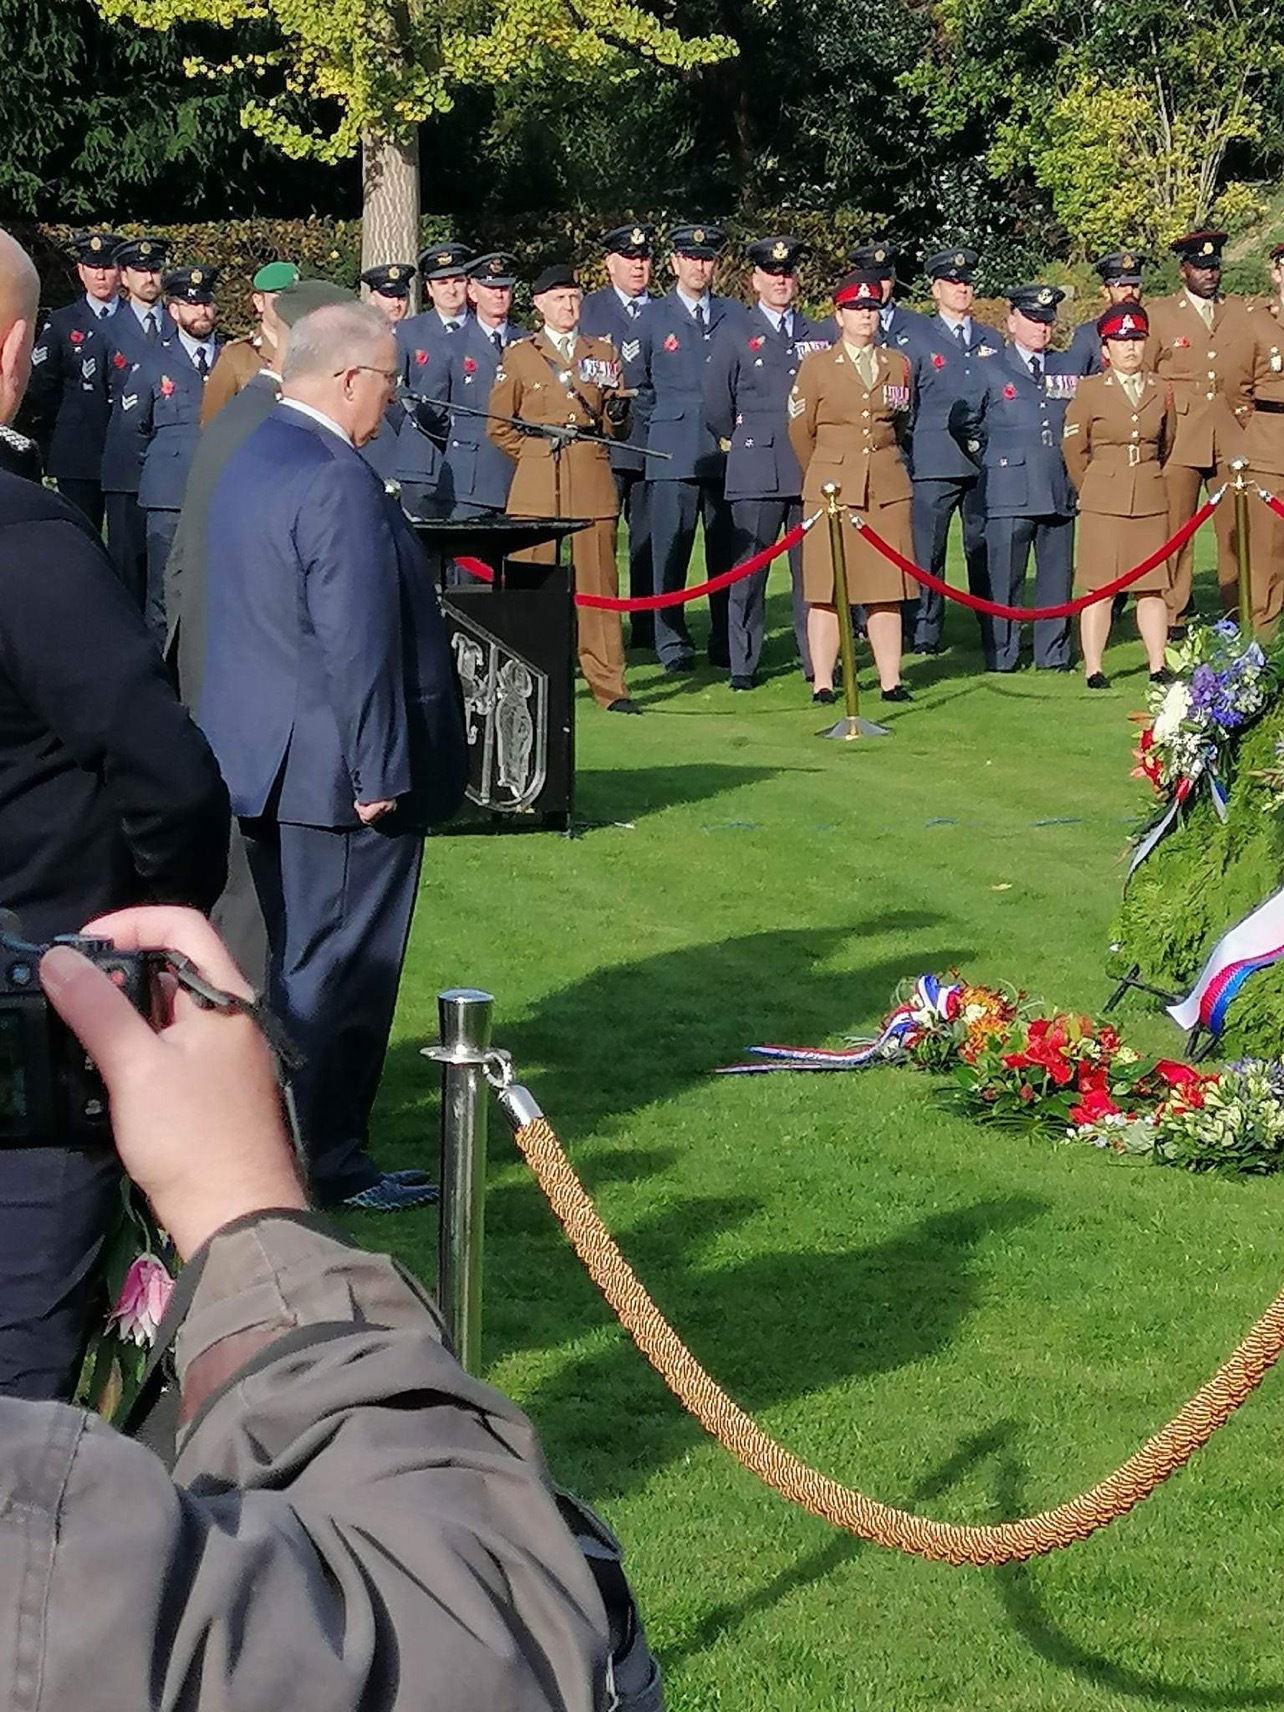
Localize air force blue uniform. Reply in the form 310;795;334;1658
135;333;221;639
390;310;464;517
100;302;173;607
1064;317;1104;377
26;298;118;527
199;407;467;1202
435;317;517;513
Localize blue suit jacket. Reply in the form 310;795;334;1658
949;344;1080;518
1064;318;1103;377
99;304;175;494
26;300;116;481
199;408;466;832
579;286;656;474
624;291;748;481
897;313;1004;481
436;319;518;511
136;334;223;511
702;305;833;500
390;310;470;488
876;304;923;349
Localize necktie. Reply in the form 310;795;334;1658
98;306;109;320
854;346;875;388
1030;354;1043;384
1198;297;1214;329
491;329;503;354
445;319;460;334
954;322;967;348
195;346;209;380
1122;374;1142;408
627;299;642;320
144;310;158;344
693;303;707;333
781;312;793;341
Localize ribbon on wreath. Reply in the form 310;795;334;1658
715;973;963;1074
1168;884;1284;1036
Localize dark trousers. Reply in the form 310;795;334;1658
727;497;808;679
243;816;424;1204
612;469;655;650
909;475;988;648
0;1147;119;1400
105;489;148;610
399;483;449;522
648;478;734;667
55;478;104;534
984;513;1075;670
144;508;180;644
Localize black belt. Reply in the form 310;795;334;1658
1254;399;1284;414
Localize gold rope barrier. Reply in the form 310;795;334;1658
508;1109;1284;1566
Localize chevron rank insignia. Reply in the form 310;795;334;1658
1063;421;1080;437
787;393;805;418
622;339;640;362
31;346;46;365
122;394;138;410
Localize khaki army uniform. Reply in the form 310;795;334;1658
786;342;914;605
201;331;276;425
1239;300;1284;634
1145;291;1254;618
1062;372;1176;591
488;331;631;707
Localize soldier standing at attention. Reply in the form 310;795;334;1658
581;223;659;651
433;252;521;517
27;230;122;529
787;273;915;704
1065;251;1145;376
488;264;641;716
1062;303;1176;686
1237;241;1284;635
950;285;1080;673
1146;230;1254;628
624;224;745;675
851;240;920;348
703;235;832;688
391;241;474;520
201;261;299;425
899;247;1002;654
361;263;416;324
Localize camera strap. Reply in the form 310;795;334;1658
163;953;305;1073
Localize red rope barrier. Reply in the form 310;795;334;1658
1261;487;1284;523
453;518;811;612
853;498;1221;622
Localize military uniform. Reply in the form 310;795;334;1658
1062;369;1175;590
787;341;915;605
436;253;520;516
390;242;474;519
202;261;297;424
1146;231;1254;620
488;312;633;710
26;230;123;529
1063;251;1147;379
361;260;417;320
1240;284;1284;632
950;286;1079;671
703;236;832;683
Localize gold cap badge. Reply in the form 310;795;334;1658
1121;252;1134;268
1038;287;1053;305
630;227;645;246
874;246;886;263
191;268;204;284
772;240;789;262
90;237;103;253
388;265;402;280
954;252;965;266
1201;240;1214;256
437;251;452;266
488;257;504;276
693;227;706;245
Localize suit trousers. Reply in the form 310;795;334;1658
727;498;808;679
909;475;988;648
572;518;629;708
144;508;180;645
55;478;104;534
243;816;424;1204
647;479;734;667
1163;461;1237;622
105;490;148;611
612;469;655;649
0;1146;119;1400
984;514;1075;670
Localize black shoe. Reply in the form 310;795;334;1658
1086;672;1110;690
606;697;643;714
729;675;755;691
1168;624;1188;642
663;657;696;676
812;687;836;705
626;631;654;653
880;684;912;702
911;642;943;656
1150;667;1174;686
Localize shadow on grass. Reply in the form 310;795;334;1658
993;1458;1284;1708
573;762;801;823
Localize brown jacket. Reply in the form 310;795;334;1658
488;332;627;520
1243;300;1284;476
201;332;275;425
1062;371;1174;516
787;342;912;512
0;1214;612;1710
1144;291;1253;468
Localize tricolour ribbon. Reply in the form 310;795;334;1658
715;974;963;1074
1168;884;1284;1034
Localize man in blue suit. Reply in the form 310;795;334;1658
134;266;223;640
387;240;474;519
199;299;467;1212
624;224;746;673
950;285;1080;672
26;230;122;529
431;251;521;516
581;223;659;649
895;247;1003;654
703;235;832;687
99;235;174;608
1065;251;1146;376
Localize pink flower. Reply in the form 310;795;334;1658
109;1255;174;1348
1002;383;1017;400
748;334;765;350
663;333;680;352
69;329;85;346
462;355;477;374
159;375;175;397
931;353;946;370
414;349;429;365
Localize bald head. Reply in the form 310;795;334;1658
0;227;40;428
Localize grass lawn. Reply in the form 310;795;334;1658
346;531;1284;1712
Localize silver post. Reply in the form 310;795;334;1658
424;988;493;1372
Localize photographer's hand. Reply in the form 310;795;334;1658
39;906;308;1260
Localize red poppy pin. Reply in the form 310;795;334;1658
1174;336;1190;349
113;351;127;369
748;334;765;351
462;355;477;375
69;329;85;346
159;375;175;397
931;352;946;369
1002;382;1017;400
663;333;680;352
414;349;429;365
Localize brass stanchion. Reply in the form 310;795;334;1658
1230;458;1254;637
817;482;889;741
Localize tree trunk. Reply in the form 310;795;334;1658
361;129;421;308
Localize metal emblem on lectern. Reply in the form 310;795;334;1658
451;609;548;811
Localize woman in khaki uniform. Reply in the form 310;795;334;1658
1240;247;1284;635
787;272;914;703
488;265;638;714
1062;303;1176;688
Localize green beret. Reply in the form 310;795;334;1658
252;261;301;292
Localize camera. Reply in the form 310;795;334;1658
0;919;159;1145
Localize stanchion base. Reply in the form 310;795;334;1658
816;715;891;741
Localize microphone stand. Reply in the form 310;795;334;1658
401;391;672;465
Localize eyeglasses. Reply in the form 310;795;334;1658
336;365;399;384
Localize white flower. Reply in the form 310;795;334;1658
1151;682;1191;744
